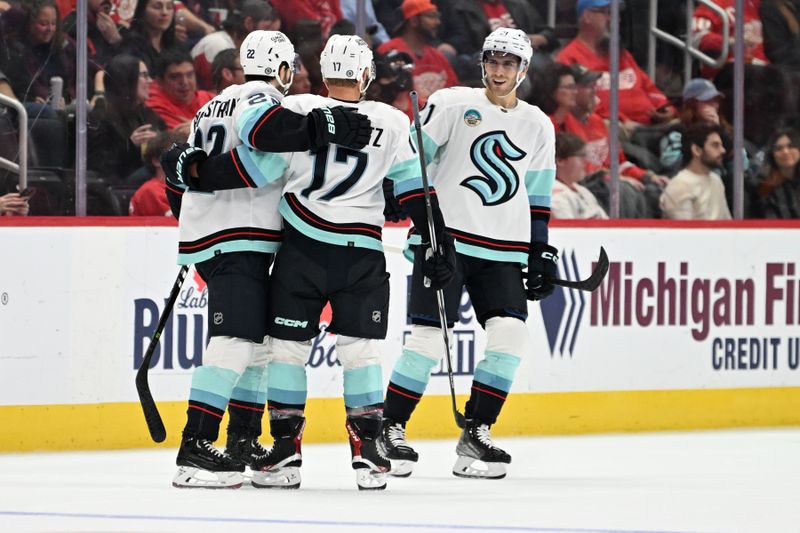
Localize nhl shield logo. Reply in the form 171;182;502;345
371;310;382;323
463;109;482;126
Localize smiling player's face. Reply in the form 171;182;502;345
483;52;521;97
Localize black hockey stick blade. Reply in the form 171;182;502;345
135;265;189;443
550;247;609;291
135;341;167;443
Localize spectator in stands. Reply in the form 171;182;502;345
129;130;181;216
270;0;342;40
377;0;458;104
537;63;669;190
0;0;77;108
288;59;312;95
366;51;414;118
119;0;183;72
191;0;278;90
63;0;122;68
551;133;608;219
145;49;213;133
88;54;165;182
660;122;732;220
437;0;558;82
752;127;800;218
760;0;800;70
109;0;213;36
0;192;30;216
556;0;676;126
692;0;768;78
211;48;244;94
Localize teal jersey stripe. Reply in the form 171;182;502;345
386;158;419;185
415;128;440;165
528;194;551;208
389;370;428;395
394;176;424;196
238;103;278;149
474;351;521;388
524;168;556;196
473;368;513;393
189;388;230;411
344;390;384;409
391;349;438;391
279;199;383;252
267;387;308;405
230;365;268;404
235;145;286;187
405;234;527;265
191;366;240;397
268;362;307;392
230;387;266;405
343;365;383;396
178;240;279;265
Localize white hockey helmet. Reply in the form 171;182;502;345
481;28;533;94
319;34;375;94
240;30;296;93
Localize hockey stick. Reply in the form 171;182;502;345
410;91;466;430
549;247;609;291
135;265;190;443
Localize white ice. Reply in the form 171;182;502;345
1;430;798;533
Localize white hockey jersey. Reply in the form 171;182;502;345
236;94;419;251
177;81;285;265
399;87;556;265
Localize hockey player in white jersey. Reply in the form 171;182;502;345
380;27;559;480
166;30;372;489
163;34;450;490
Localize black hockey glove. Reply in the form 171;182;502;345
422;231;457;290
382;178;407;222
309;106;372;151
160;143;208;190
526;242;558;301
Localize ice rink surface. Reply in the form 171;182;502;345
1;429;798;533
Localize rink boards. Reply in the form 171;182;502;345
1;218;799;451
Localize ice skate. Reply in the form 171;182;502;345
452;419;510;480
173;437;245;489
251;416;304;489
225;433;270;467
381;418;418;477
347;416;390;490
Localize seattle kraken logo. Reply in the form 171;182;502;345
461;131;526;206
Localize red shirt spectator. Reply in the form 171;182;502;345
556;0;675;126
692;0;769;78
146;51;214;130
269;0;342;39
552;113;646;180
556;39;672;125
130;178;171;215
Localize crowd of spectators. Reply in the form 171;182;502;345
0;0;798;219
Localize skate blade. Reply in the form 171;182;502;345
451;456;507;480
389;459;415;478
251;466;301;489
356;468;387;490
172;466;244;489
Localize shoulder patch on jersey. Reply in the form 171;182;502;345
463;109;482;127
